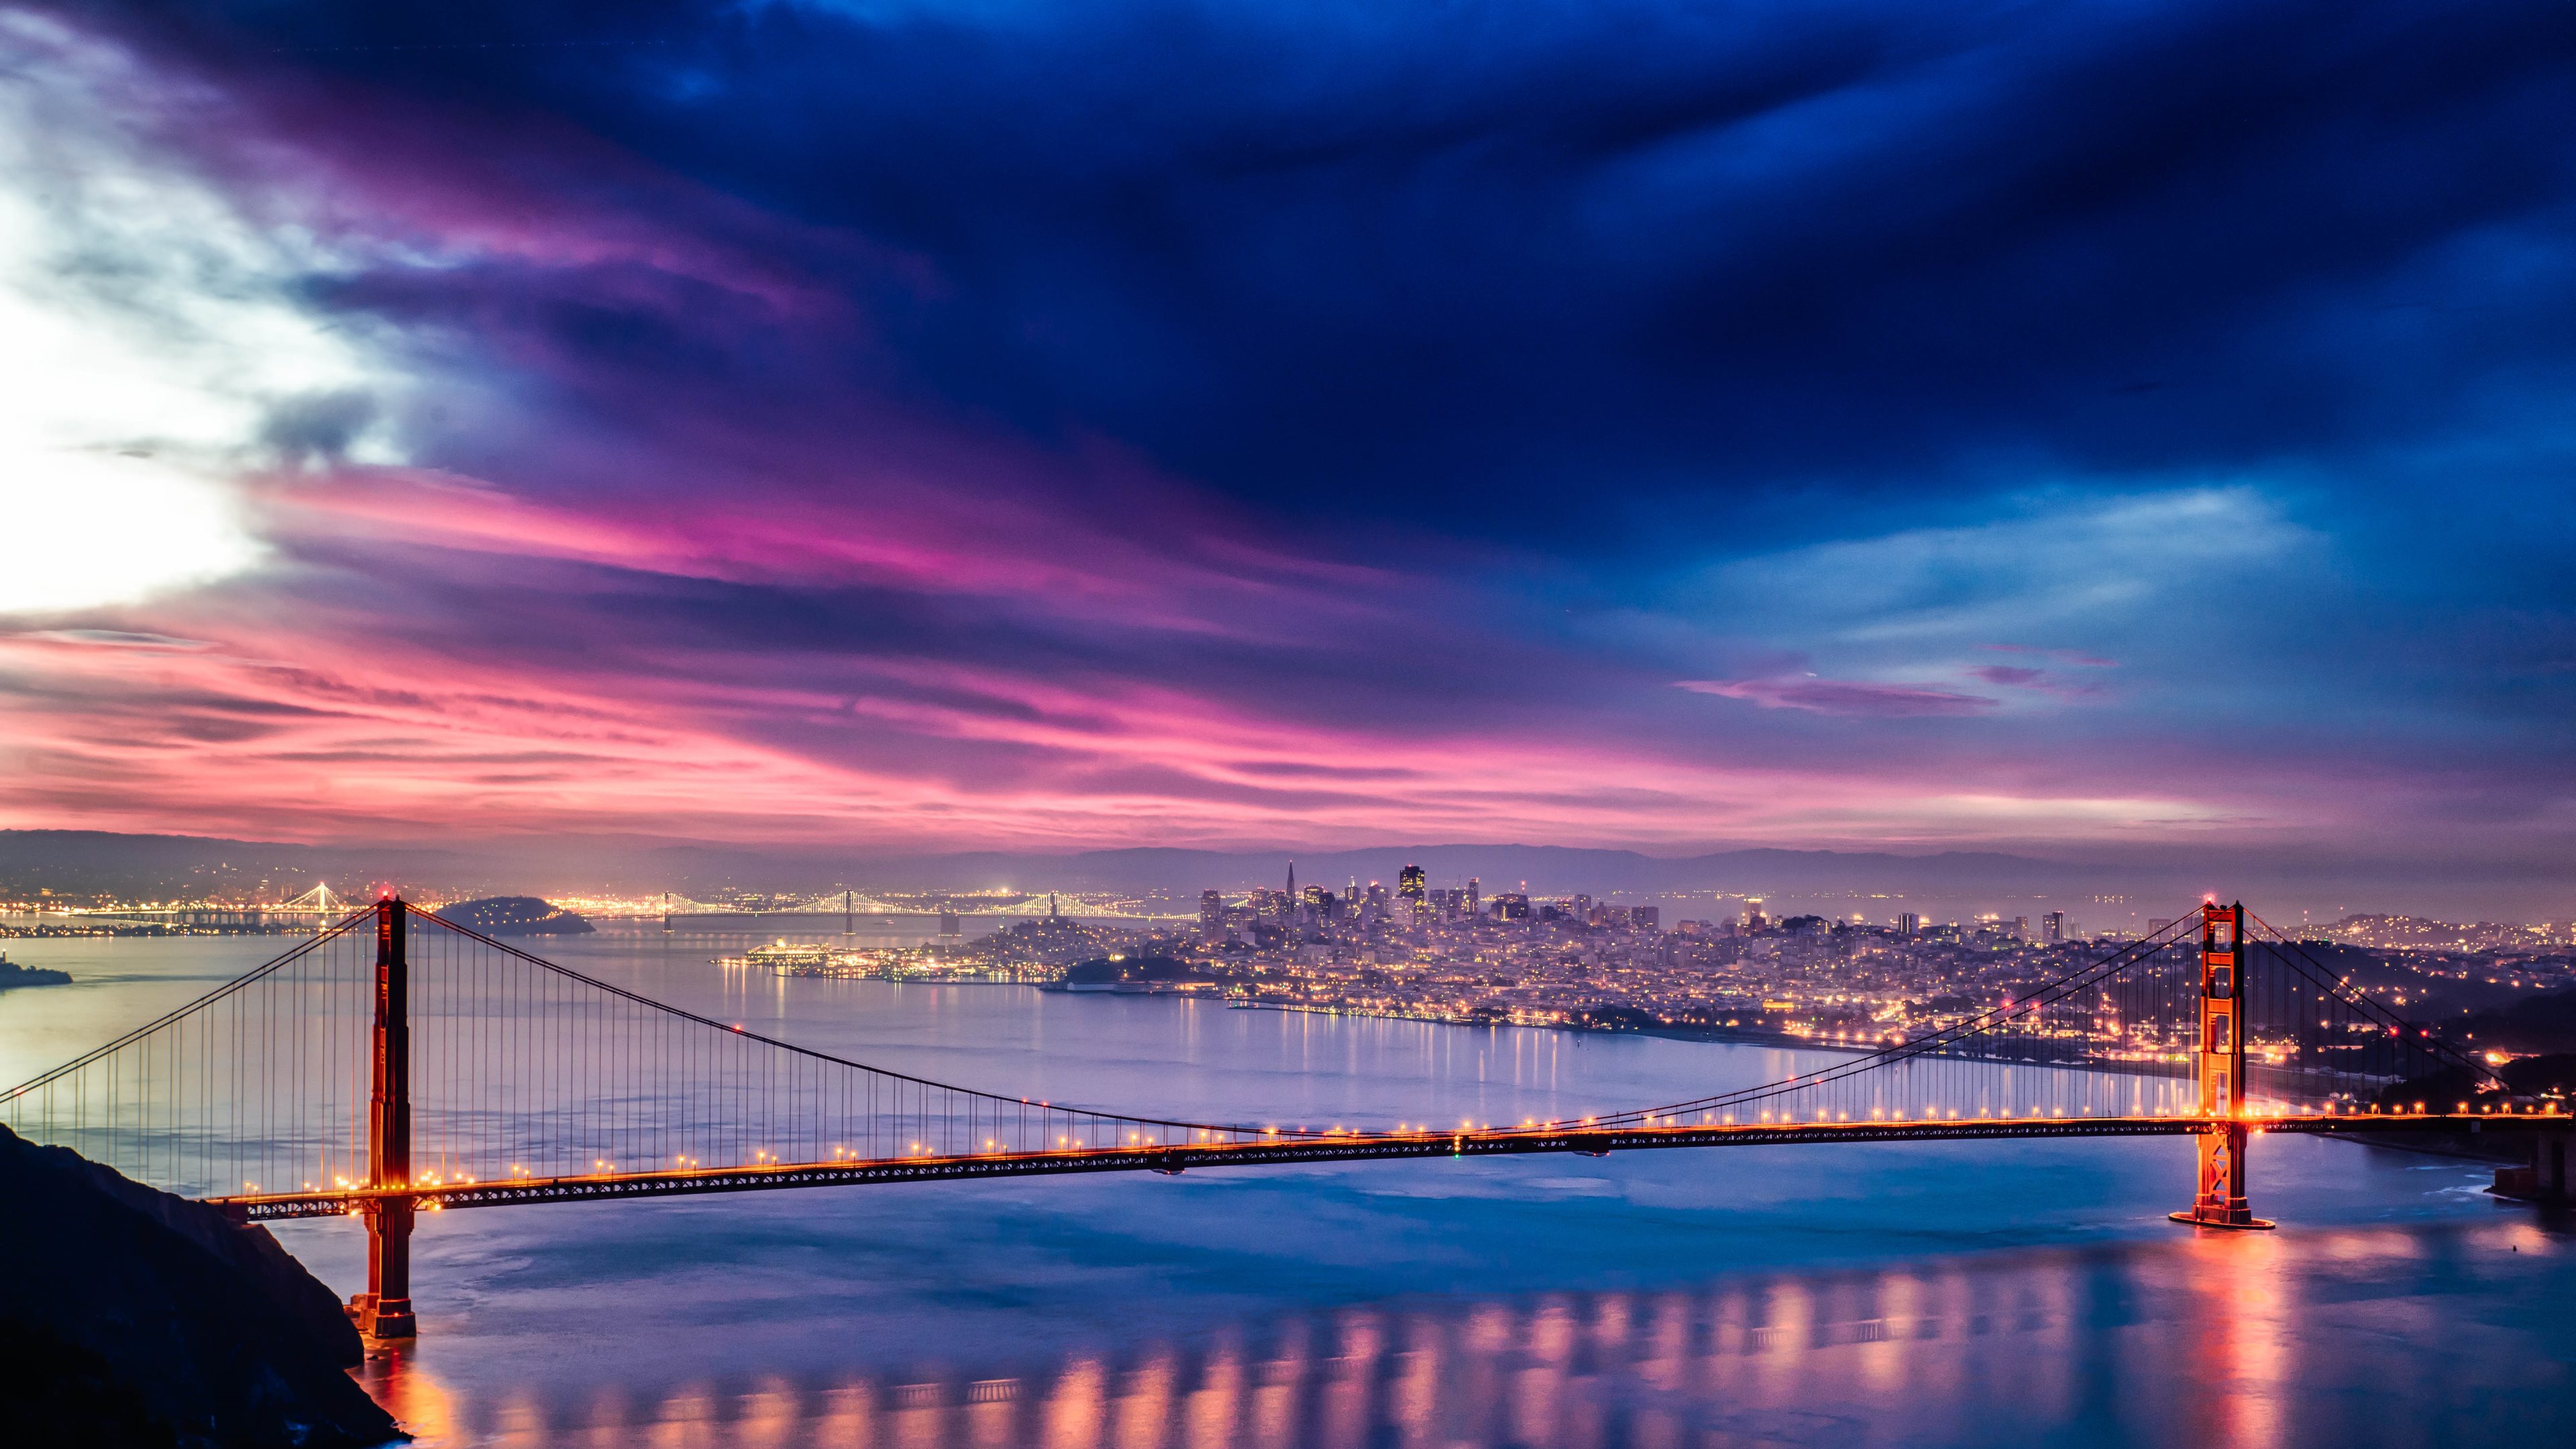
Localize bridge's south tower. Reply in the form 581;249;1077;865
2173;901;2273;1229
354;896;420;1336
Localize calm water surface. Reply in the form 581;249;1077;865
3;928;2571;1447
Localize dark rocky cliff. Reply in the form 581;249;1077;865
0;1125;401;1448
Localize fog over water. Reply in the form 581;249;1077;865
2;927;2569;1447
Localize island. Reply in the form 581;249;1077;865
0;950;70;990
430;896;595;936
1049;955;1216;994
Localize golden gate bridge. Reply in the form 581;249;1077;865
2;898;2567;1342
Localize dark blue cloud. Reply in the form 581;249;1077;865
117;0;2576;556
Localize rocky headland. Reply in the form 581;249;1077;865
0;1124;401;1448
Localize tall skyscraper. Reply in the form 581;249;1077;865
1467;877;1480;916
1200;890;1224;932
2043;911;2065;943
1398;864;1426;900
1897;912;1919;937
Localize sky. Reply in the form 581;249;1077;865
1;1;2572;879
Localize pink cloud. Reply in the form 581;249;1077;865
1969;663;2108;700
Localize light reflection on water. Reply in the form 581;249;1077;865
349;1220;2575;1448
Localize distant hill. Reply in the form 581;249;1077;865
0;828;2109;900
4;827;2565;922
696;844;2116;898
2451;987;2576;1055
0;829;476;900
1053;955;1213;991
431;897;594;936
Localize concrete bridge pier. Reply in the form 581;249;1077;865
2491;1128;2571;1206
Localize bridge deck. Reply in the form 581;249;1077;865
210;1112;2565;1222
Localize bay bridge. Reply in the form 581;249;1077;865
2;898;2566;1342
649;888;1186;930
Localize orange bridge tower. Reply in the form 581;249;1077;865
351;895;420;1335
2172;900;2274;1229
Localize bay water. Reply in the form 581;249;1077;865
1;925;2569;1446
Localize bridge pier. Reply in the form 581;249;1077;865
2494;1128;2572;1206
350;1199;416;1339
352;896;419;1339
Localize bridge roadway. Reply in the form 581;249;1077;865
212;1111;2564;1223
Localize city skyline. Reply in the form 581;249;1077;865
5;5;2574;880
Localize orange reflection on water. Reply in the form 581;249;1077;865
2172;1228;2290;1449
355;1344;456;1445
352;1221;2575;1448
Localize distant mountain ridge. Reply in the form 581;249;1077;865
0;828;2106;900
800;844;2111;897
1;828;2562;921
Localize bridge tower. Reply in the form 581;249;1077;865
2172;900;2274;1229
351;895;419;1336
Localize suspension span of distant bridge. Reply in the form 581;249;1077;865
649;888;1187;926
3;898;2567;1341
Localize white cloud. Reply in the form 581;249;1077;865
0;10;400;614
1690;486;2304;647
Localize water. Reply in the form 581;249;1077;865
3;928;2571;1446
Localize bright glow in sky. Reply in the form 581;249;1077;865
0;11;394;612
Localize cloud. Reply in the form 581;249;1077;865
0;11;403;614
1677;678;1996;718
5;629;214;649
0;3;2569;868
1984;644;2117;668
